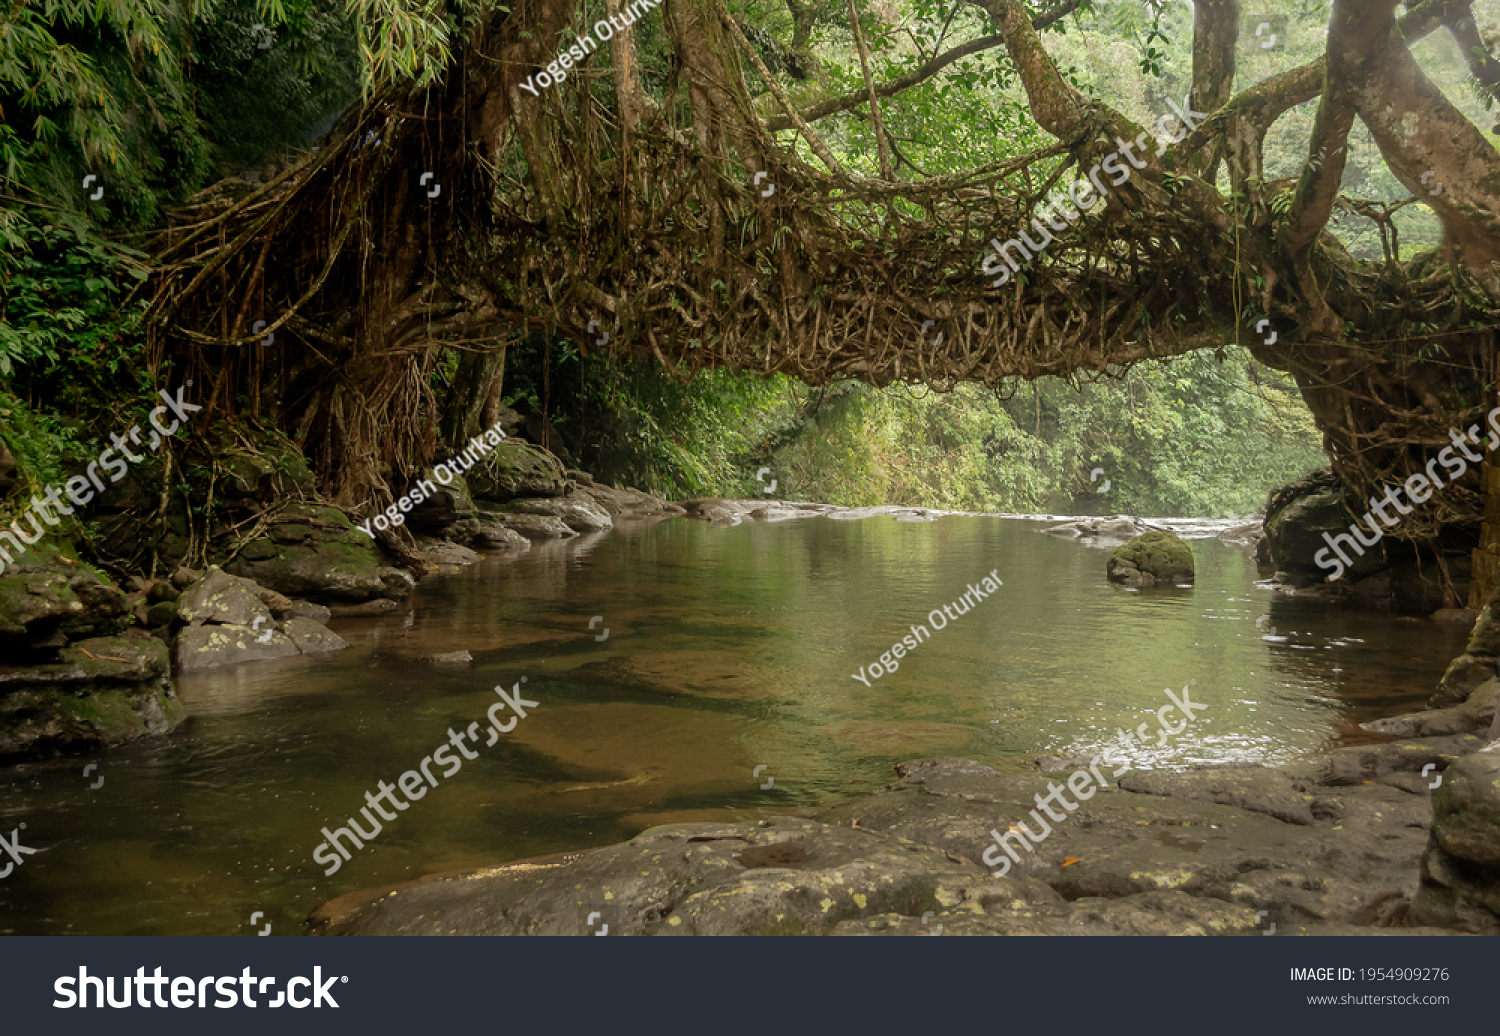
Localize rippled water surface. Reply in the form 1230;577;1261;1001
0;514;1467;934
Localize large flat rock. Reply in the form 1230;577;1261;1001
313;749;1463;935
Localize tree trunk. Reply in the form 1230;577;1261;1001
481;341;508;431
442;347;507;447
1473;383;1500;609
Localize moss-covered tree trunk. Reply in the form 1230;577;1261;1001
442;346;507;447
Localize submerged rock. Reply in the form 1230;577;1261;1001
573;483;683;518
479;510;578;540
328;598;401;618
1106;530;1194;587
1042;516;1148;543
282;617;348;656
445;517;530;552
676;498;740;523
417;650;473;664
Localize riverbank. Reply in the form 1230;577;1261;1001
316;683;1500;935
4;482;1492;935
309;695;1499;935
305;506;1500;937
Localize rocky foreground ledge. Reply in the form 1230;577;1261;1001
311;687;1500;936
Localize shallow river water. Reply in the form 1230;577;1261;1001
0;514;1467;934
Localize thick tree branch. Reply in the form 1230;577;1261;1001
784;0;822;78
1190;0;1238;178
1179;0;1474;166
1441;1;1500;109
715;0;846;175
967;0;1086;137
766;1;1079;132
1280;1;1396;271
1354;3;1500;280
1192;0;1239;115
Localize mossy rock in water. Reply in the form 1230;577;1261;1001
0;541;128;650
1409;744;1500;933
465;441;569;503
1107;530;1194;587
222;504;413;603
0;635;185;760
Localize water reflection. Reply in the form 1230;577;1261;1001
0;515;1465;934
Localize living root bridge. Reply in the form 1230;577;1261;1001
140;0;1499;558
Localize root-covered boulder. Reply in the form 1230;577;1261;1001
466;441;569;503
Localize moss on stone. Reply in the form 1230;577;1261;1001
1108;530;1195;586
0;635;184;759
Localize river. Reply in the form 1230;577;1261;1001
0;513;1466;934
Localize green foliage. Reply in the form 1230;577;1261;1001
751;349;1325;517
193;0;362;171
501;335;791;498
0;389;94;495
339;0;509;93
0;0;214;224
0;206;150;382
501;331;1325;517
